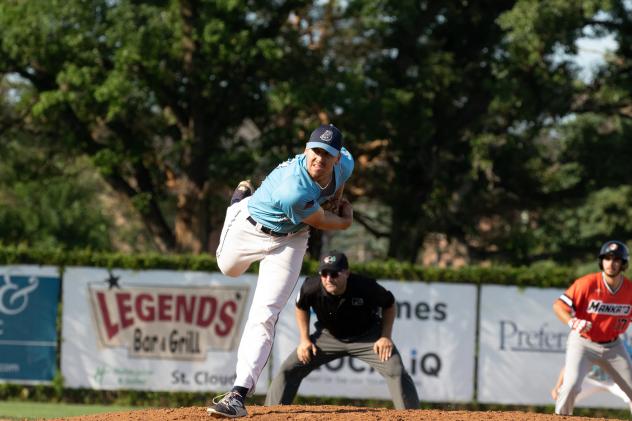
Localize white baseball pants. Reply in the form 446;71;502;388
576;376;632;413
216;197;309;393
556;331;632;415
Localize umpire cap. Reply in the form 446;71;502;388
318;250;349;273
598;240;629;270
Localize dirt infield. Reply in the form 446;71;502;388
46;405;627;421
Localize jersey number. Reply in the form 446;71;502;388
616;318;630;332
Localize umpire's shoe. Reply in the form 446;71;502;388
230;179;254;205
207;391;248;418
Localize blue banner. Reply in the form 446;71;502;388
0;270;60;383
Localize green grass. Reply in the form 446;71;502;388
0;401;140;419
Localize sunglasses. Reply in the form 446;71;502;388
319;270;340;278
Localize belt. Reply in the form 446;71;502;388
595;338;618;345
247;216;288;237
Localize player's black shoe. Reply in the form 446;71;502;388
207;391;248;418
230;180;254;205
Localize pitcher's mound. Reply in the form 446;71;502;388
46;405;626;421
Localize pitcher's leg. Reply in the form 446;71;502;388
234;232;308;392
216;199;261;277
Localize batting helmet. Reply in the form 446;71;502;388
598;240;630;270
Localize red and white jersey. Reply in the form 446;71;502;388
559;272;632;342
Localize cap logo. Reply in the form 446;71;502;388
320;130;333;142
323;256;336;264
608;243;618;251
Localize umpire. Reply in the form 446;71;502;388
264;250;420;409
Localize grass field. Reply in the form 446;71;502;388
0;401;140;420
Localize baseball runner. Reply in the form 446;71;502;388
208;124;354;418
264;251;420;409
553;240;632;415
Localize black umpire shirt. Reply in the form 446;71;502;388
295;273;395;341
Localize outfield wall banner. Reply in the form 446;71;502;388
0;265;60;384
478;284;631;409
61;267;268;393
272;281;477;402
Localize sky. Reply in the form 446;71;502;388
575;34;618;82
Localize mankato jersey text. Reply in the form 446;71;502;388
587;300;632;315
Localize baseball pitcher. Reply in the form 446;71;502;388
208;124;354;418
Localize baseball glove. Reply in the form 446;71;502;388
320;198;340;214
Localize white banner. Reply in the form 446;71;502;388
272;281;477;402
61;267;269;393
478;284;630;409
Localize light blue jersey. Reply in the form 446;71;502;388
248;147;354;233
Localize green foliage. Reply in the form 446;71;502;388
354;260;576;288
0;0;316;252
517;112;632;262
528;187;632;261
1;0;632;267
0;134;112;250
332;0;586;261
0;245;579;288
0;401;137;419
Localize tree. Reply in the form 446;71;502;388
0;0;315;253
490;0;632;263
0;75;114;249
323;0;581;262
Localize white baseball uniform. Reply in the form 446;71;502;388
216;147;354;393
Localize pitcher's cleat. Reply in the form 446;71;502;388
206;391;247;418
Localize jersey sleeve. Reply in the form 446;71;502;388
295;277;315;311
559;278;582;313
368;279;395;308
560;282;577;312
338;147;354;182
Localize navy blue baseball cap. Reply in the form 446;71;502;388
306;124;343;157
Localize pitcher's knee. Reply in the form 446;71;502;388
246;308;280;338
261;311;281;331
217;258;245;277
220;265;242;277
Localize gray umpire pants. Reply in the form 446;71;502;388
556;331;632;415
264;326;420;409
